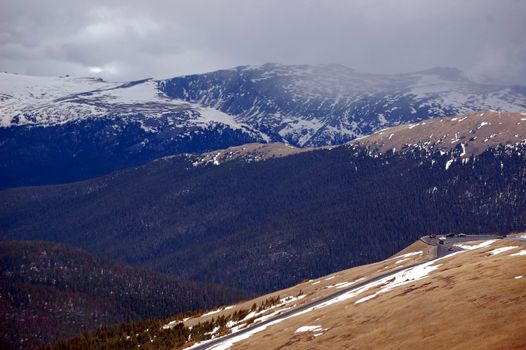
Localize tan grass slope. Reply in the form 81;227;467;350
352;111;526;156
189;142;310;166
188;111;526;168
181;238;526;350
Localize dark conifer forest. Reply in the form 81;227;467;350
2;144;525;295
0;240;252;350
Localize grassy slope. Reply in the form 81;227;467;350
230;238;526;350
43;238;526;350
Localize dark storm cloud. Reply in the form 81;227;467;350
1;0;525;84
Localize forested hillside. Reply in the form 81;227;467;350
2;142;525;294
0;241;252;350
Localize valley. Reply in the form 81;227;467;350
0;241;252;350
2;2;526;349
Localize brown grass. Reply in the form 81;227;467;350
195;143;312;165
353;111;526;157
183;241;435;328
225;239;526;350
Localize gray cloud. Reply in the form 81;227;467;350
1;0;525;84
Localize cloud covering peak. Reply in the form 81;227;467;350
1;0;525;84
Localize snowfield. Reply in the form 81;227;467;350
488;246;519;255
295;325;325;333
0;72;262;139
3;64;526;149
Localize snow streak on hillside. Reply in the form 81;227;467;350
161;64;526;146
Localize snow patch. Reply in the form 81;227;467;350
295;325;326;333
354;255;454;304
386;251;423;261
162;320;180;330
460;143;466;157
280;294;306;304
395;258;410;264
477;121;490;129
488;246;518;255
202;309;222;317
455;240;496;250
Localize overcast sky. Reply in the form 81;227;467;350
1;0;525;84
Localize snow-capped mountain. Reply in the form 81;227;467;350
0;72;263;136
3;64;526;143
161;63;526;146
0;72;266;188
1;64;526;188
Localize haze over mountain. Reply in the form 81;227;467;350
2;1;525;86
1;65;525;188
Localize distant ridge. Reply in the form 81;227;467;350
352;110;526;156
2;64;526;188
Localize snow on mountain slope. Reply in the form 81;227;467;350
352;110;526;157
0;72;257;134
0;72;267;188
171;238;525;350
161;64;526;146
3;65;526;142
187;111;526;170
0;72;115;126
2;65;526;188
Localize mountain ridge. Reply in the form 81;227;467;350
161;63;526;146
2;112;525;294
2;64;526;188
188;111;526;168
